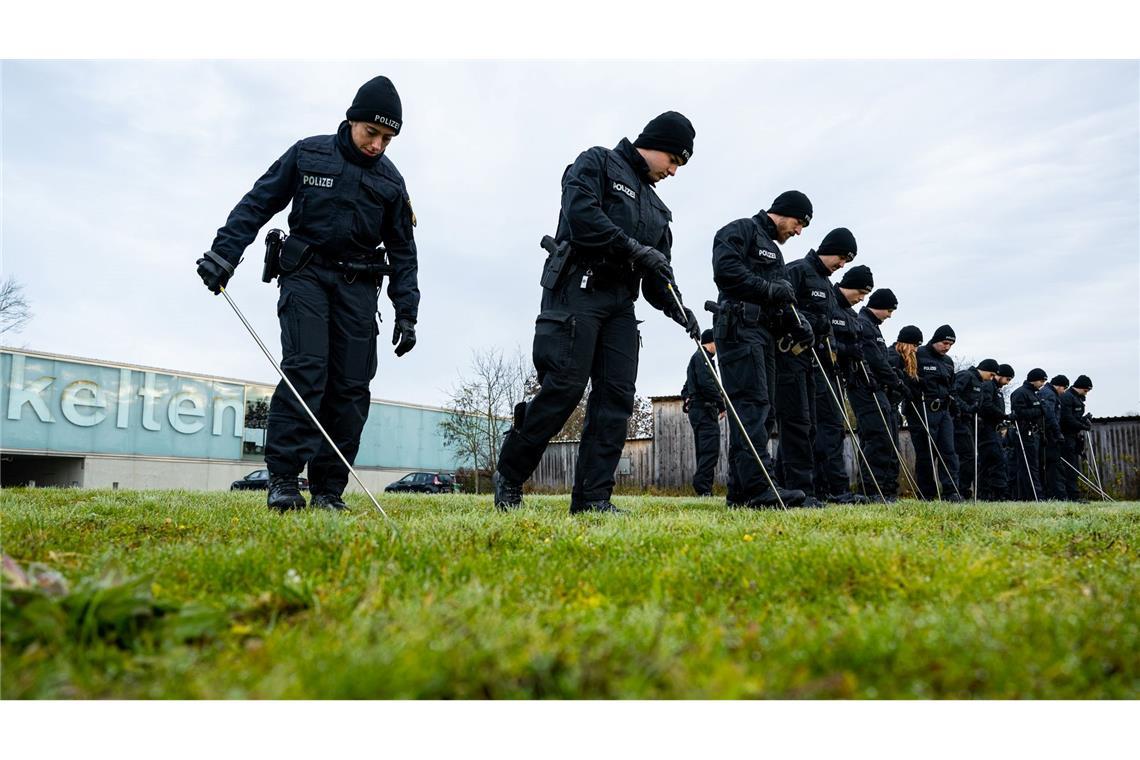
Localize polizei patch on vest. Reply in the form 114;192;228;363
303;174;334;188
811;289;826;298
612;182;636;199
757;249;777;260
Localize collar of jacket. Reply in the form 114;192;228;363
859;305;883;326
336;120;382;168
614;137;652;182
754;210;779;238
806;248;832;278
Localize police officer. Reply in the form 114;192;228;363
1059;375;1094;501
888;325;923;495
951;358;999;499
493;112;702;515
1038;374;1069;499
976;362;1013;500
909;325;961;501
774;228;855;508
196;75;420;512
814;264;873;504
1010;367;1048;500
681;329;725;496
853;287;907;502
711;190;813;509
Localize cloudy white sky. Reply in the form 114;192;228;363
3;59;1138;415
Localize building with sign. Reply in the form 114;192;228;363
0;348;462;491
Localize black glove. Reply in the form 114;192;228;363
789;311;814;346
682;397;692;414
392;318;417;357
626;240;675;283
669;305;701;340
196;253;232;295
761;278;795;307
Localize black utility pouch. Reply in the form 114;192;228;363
279;235;313;276
539;235;573;291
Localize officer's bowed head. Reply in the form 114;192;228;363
633;111;696;184
767;190;813;243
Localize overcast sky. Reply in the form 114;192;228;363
2;60;1138;416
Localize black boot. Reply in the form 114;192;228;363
747;487;806;509
493;471;524;512
267;475;306;512
800;495;828;509
570;499;626;515
312;492;350;512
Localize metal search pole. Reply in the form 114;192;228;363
908;399;941;501
1012;419;1039;503
669;287;787;510
859;361;921;498
973;413;979;504
1059;456;1115;502
219;287;397;531
1084;430;1107;496
792;309;886;503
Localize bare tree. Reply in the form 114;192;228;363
439;346;535;492
553;384;654;441
0;277;32;336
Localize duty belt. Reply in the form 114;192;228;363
925;396;949;412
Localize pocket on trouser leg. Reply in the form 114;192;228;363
717;344;757;398
532;310;575;383
343;321;379;383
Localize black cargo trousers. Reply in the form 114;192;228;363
774;351;818;496
850;382;899;497
265;258;380;496
717;320;780;500
497;264;640;506
813;363;851;498
688;403;721;495
909;402;960;499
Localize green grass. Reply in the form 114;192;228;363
2;488;1138;699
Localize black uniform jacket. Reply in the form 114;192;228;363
1059;388;1092;435
712;211;792;325
785;250;835;344
210;123;420;322
978;379;1007;427
827;285;863;381
554;137;673;310
681;348;725;411
1011;381;1046;429
952;367;986;420
915;344;955;404
857;306;902;391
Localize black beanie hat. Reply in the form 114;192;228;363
346;75;403;134
633;111;695;164
978;359;1000;373
997;363;1015;378
867;288;898;310
897;325;923;345
1027;368;1048;382
701;329;715;344
768;190;813;225
817;228;857;258
839;264;873;291
1073;374;1093;389
930;324;956;344
1050;374;1070;387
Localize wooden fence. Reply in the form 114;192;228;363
530;398;1139;499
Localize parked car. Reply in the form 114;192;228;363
384;472;457;494
230;469;309;491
